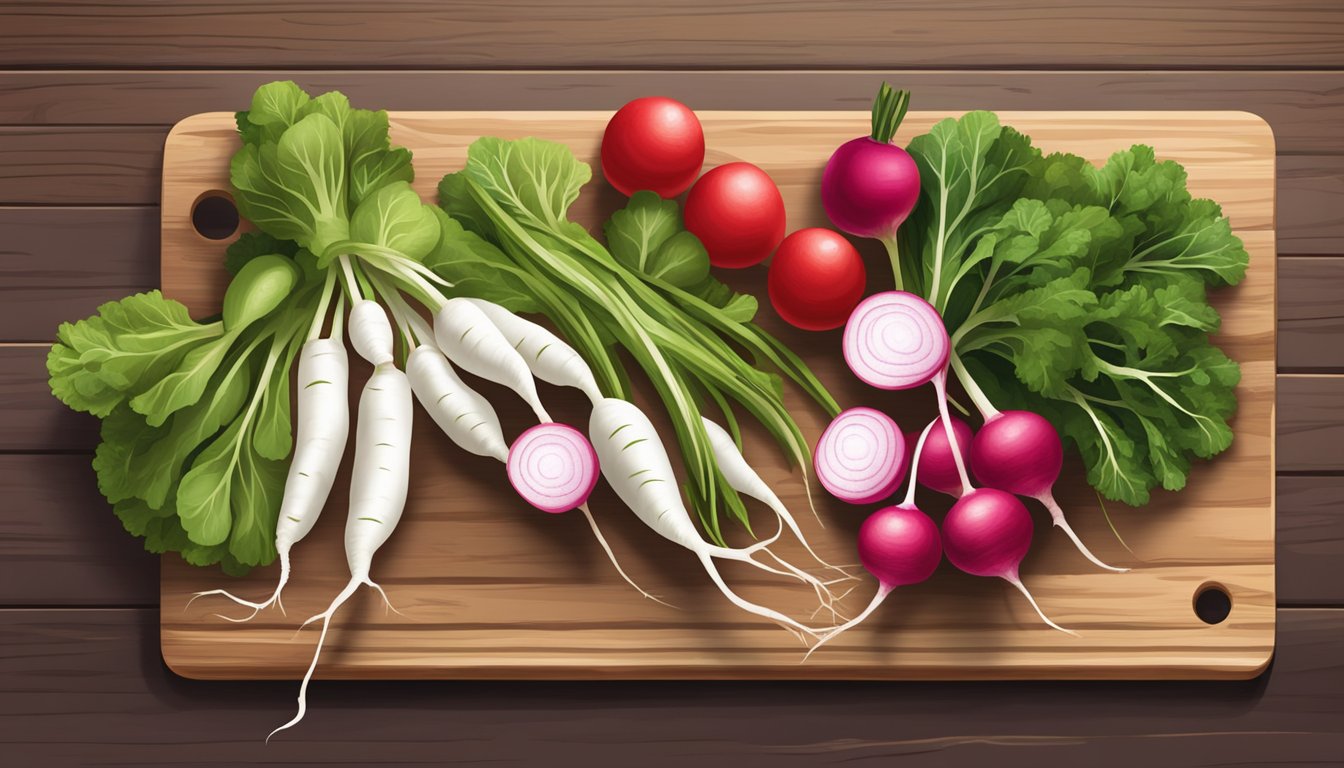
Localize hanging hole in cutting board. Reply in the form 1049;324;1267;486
191;191;239;240
1193;582;1232;625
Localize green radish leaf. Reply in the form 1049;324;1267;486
225;232;299;276
237;80;310;145
229;444;287;566
252;337;300;461
47;291;222;417
648;231;712;288
423;207;538;312
129;336;232;427
604;190;681;273
464;136;591;228
230;112;350;257
175;418;245;547
348;180;440;262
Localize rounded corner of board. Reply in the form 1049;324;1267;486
165;112;236;149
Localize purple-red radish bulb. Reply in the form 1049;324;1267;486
822;139;920;240
941;488;1032;581
910;416;974;497
970;410;1062;499
821;83;920;240
857;505;942;588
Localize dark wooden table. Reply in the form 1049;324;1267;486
2;2;1342;765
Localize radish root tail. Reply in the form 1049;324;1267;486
579;504;677;609
1040;494;1129;573
803;583;894;662
268;577;361;741
696;552;826;638
1005;576;1079;637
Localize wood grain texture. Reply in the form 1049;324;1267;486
1;70;1341;152
9;127;1342;252
2;1;1342;69
158;111;1276;680
1278;375;1344;473
0;208;159;341
2;608;1341;765
1278;477;1344;607
1280;257;1344;371
0;127;162;204
0;346;99;452
4;462;1340;610
0;455;157;606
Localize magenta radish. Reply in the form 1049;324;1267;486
970;410;1127;573
910;416;973;498
941;487;1076;636
843;290;972;496
507;423;599;514
814;407;907;504
821;83;920;288
805;421;943;658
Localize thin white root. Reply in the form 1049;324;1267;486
268;577;362;741
1006;577;1080;637
187;551;292;621
803;584;894;663
578;504;677;609
366;579;407;618
1041;495;1130;573
696;552;825;639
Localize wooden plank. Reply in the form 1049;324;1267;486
1279;375;1344;473
0;608;1340;764
2;458;1337;610
158;111;1276;680
1279;477;1344;607
1279;155;1344;255
1280;256;1344;372
0;346;98;452
3;127;1340;254
0;208;158;342
0;128;163;205
1;1;1342;69
0;455;156;606
0;70;1341;152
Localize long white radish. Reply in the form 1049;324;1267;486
467;298;602;404
406;343;508;462
190;337;351;620
434;298;551;422
271;303;413;740
590;397;827;637
701;418;855;586
349;299;394;366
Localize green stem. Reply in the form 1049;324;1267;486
869;83;911;144
949;353;1001;421
882;237;904;292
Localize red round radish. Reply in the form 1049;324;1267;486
601;96;705;199
507;423;599;514
814;407;907;504
971;410;1126;572
857;504;942;588
684;162;786;269
821;84;920;248
941;487;1076;635
805;501;939;659
767;227;867;331
909;416;973;498
843;290;949;390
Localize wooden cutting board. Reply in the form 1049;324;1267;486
159;111;1275;680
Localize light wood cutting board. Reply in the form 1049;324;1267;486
160;111;1276;680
